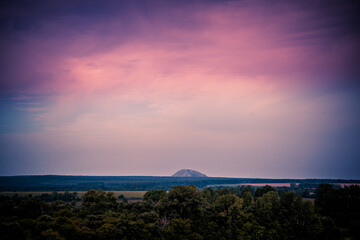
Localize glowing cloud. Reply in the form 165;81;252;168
0;0;359;178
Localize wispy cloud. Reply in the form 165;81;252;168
0;0;359;178
15;107;48;112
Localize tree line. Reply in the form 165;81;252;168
2;175;357;192
0;184;359;239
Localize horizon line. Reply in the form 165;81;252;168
0;174;359;181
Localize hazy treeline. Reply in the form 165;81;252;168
1;175;358;191
0;184;359;240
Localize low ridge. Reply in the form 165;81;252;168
171;169;207;177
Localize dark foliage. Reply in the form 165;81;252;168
0;184;359;240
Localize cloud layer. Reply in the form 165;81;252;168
1;0;359;178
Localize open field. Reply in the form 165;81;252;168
240;183;291;187
0;191;147;199
206;183;292;187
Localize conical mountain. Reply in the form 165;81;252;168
171;169;207;177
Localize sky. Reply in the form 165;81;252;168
0;0;359;179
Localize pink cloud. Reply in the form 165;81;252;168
1;0;359;177
2;1;355;97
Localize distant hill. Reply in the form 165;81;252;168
172;169;207;177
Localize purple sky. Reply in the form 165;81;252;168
1;0;360;178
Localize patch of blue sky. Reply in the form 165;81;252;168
0;94;50;133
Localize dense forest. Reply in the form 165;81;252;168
1;184;359;240
1;175;358;191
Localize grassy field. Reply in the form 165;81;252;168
0;191;147;199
